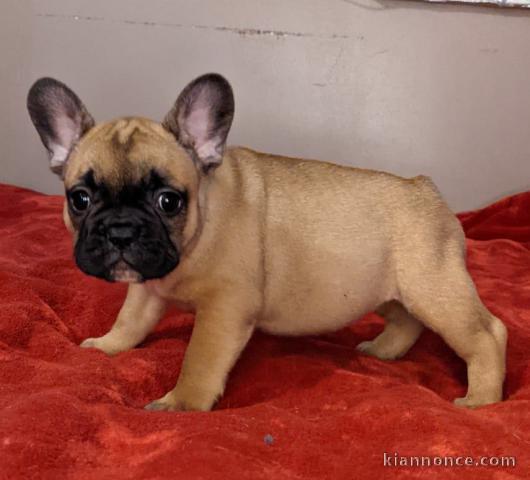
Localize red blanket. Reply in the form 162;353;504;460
0;184;528;479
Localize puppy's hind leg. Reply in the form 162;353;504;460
357;300;424;360
400;259;507;408
80;284;166;356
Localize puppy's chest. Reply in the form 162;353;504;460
144;276;196;312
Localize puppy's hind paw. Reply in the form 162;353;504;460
356;340;375;354
356;340;399;360
80;338;98;349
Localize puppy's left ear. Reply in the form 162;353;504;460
163;73;234;172
27;78;95;176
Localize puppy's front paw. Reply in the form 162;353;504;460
453;393;500;409
79;335;129;356
454;396;480;409
144;394;181;412
145;386;218;412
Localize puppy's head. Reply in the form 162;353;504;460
27;74;234;282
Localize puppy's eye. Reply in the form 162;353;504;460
157;191;183;215
69;189;91;213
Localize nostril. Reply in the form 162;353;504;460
107;225;137;249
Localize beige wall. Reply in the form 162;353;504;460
1;0;530;211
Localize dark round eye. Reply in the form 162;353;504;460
157;191;183;215
69;189;91;213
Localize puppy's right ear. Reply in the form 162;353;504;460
163;73;234;173
27;78;95;176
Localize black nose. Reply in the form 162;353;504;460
106;223;138;249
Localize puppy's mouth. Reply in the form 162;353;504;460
110;260;143;283
74;240;180;283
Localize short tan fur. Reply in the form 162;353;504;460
28;75;507;412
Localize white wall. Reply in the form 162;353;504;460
1;0;530;210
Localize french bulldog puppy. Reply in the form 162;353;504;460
27;74;507;411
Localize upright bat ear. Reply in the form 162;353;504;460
163;73;234;173
27;78;95;176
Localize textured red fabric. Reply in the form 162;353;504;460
0;183;528;479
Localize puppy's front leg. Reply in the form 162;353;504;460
145;298;255;412
80;284;166;355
